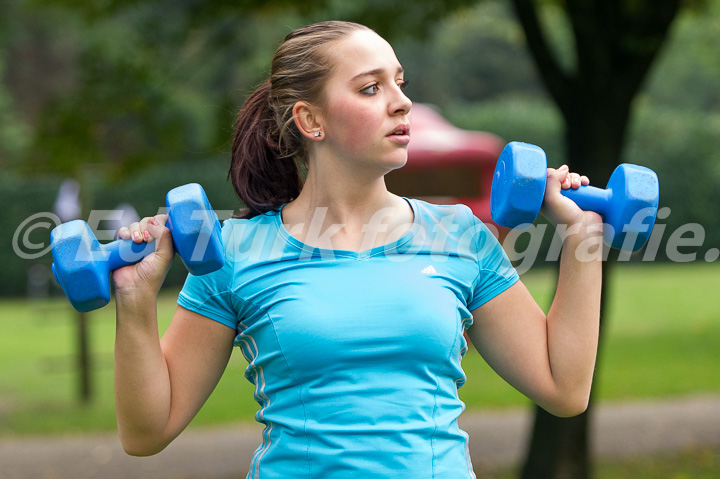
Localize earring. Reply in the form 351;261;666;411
314;131;322;138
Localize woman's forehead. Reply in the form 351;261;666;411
329;30;402;80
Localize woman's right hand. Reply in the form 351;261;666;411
113;214;175;302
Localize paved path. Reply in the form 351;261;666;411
1;395;718;479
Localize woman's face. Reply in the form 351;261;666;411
317;29;412;173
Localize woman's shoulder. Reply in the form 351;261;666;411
408;199;500;253
219;209;282;252
221;209;279;232
408;198;476;227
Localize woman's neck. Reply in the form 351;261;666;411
281;166;414;252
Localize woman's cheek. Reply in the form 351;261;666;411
330;101;378;151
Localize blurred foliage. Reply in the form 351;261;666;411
35;0;482;40
1;0;719;295
396;1;544;106
2;0;481;178
396;0;720;264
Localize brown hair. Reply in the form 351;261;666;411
229;21;371;218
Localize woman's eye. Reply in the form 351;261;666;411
360;83;380;95
398;79;409;90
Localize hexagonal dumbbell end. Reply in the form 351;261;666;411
165;183;224;276
603;164;659;251
490;142;548;229
51;220;110;312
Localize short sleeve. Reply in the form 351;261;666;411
177;225;239;331
463;206;519;311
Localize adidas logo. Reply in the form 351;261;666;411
421;265;438;275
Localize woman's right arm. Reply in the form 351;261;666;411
113;215;236;456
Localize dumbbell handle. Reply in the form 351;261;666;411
50;221;156;288
52;224;157;272
561;185;611;217
104;236;157;271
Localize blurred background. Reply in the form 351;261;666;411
1;0;718;478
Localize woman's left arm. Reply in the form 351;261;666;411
467;166;603;417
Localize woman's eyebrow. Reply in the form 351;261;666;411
350;66;404;82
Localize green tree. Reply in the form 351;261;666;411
12;0;481;178
508;1;685;478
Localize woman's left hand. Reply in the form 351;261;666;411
541;165;603;231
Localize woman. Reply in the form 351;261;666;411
113;21;602;478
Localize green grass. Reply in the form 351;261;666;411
0;262;718;437
460;262;720;409
593;448;720;479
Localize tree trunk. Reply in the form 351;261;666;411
521;98;627;479
510;0;681;477
75;167;97;404
521;404;590;479
76;310;92;403
521;259;614;479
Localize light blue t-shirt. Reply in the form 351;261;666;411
178;199;519;479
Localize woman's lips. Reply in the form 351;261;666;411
387;124;410;145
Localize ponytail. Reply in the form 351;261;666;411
228;21;371;219
229;80;302;219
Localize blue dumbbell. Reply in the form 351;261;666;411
490;142;659;251
51;183;224;312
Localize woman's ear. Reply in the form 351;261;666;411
293;101;324;140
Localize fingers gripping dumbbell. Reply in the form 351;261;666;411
51;183;224;312
490;142;659;251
